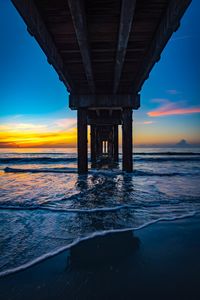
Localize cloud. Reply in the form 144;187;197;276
0;125;10;131
0;129;77;148
0;118;78;148
150;98;169;104
0;123;47;132
54;118;77;129
143;121;155;124
166;89;180;95
148;99;200;117
14;123;47;130
136;121;155;125
171;35;193;41
148;108;200;117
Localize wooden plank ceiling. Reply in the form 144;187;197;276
14;0;191;95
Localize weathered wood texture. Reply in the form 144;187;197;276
68;0;95;93
113;0;136;93
11;0;191;96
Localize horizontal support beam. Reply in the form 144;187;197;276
11;0;73;92
69;94;140;110
88;118;122;126
132;0;192;93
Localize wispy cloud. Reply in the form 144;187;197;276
148;99;200;117
171;35;193;41
54;118;77;129
0;123;47;132
148;107;200;117
143;121;155;124
136;121;155;125
166;89;181;95
150;98;169;104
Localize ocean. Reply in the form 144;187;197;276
0;147;200;277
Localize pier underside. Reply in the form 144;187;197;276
11;0;191;173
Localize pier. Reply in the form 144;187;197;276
12;0;191;173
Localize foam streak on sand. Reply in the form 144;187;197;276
0;212;196;278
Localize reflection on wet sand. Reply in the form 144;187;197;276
70;230;140;269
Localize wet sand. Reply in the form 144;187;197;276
0;216;200;300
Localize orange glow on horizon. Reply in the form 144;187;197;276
0;129;77;148
0;122;199;148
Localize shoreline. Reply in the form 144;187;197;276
1;214;200;299
0;212;196;278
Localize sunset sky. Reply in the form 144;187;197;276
0;0;199;148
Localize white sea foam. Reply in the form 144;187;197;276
0;211;196;278
4;166;197;177
0;204;131;213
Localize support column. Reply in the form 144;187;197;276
96;127;101;158
113;125;119;162
78;109;88;173
90;125;96;162
122;108;133;172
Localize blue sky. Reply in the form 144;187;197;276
0;0;199;147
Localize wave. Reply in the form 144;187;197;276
4;167;77;173
1;151;199;156
0;212;196;278
136;157;200;162
135;152;200;156
0;203;131;213
0;157;77;164
133;170;187;176
4;166;198;177
1;154;199;165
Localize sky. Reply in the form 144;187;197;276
0;0;200;148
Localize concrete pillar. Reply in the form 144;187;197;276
78;109;88;173
122;108;133;172
113;125;118;162
96;127;102;158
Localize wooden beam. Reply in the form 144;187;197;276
88;118;121;126
113;0;136;93
132;0;192;93
68;0;95;93
11;0;73;92
69;94;140;110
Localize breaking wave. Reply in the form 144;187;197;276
4;166;199;177
0;157;77;164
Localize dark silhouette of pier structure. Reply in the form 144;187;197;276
12;0;191;173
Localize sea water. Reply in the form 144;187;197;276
0;147;200;276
